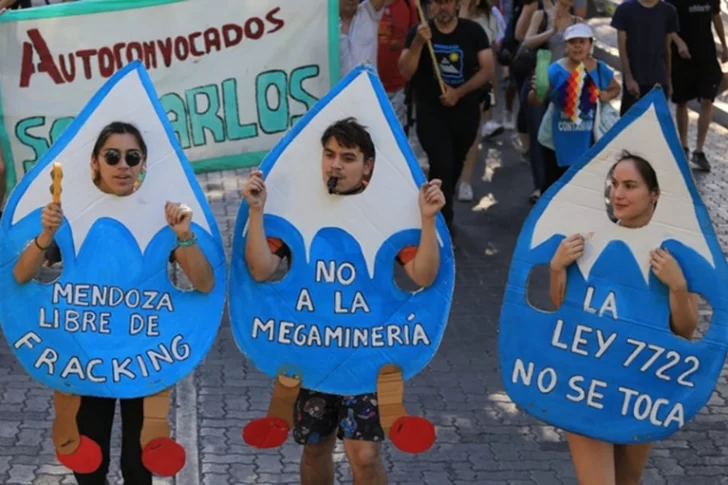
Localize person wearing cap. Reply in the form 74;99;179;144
529;23;620;191
666;0;728;173
610;0;678;115
521;0;583;197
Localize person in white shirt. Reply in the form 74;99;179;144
340;0;388;78
457;0;505;202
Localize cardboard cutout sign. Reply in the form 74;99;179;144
230;65;455;395
0;61;227;399
499;89;728;444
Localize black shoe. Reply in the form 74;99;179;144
683;146;690;160
691;151;711;172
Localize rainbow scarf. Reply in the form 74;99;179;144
557;63;599;124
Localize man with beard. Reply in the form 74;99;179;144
398;0;494;246
340;0;388;77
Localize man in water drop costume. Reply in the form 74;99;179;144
242;118;446;485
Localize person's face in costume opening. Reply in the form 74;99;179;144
566;37;592;63
610;159;659;228
432;0;458;24
92;133;146;197
321;136;374;194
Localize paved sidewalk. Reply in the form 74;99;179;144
1;105;728;484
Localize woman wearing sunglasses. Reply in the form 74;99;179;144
12;121;215;484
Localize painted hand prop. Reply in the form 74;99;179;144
0;62;226;476
229;65;455;453
498;89;728;443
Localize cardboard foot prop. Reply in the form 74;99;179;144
498;88;728;443
0;62;226;476
229;65;455;453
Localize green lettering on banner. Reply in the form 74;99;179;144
9;64;326;181
161;93;191;149
16;117;50;174
256;70;289;134
221;79;258;141
290;65;321;126
186;84;225;147
50;117;75;145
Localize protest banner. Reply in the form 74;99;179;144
0;0;338;191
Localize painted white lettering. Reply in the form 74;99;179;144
295;289;315;312
14;331;41;349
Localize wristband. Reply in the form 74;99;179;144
177;234;197;248
34;237;49;251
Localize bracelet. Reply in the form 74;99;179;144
177;234;197;248
34;237;49;251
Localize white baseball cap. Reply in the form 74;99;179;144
564;23;594;41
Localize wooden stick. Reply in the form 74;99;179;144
52;162;63;205
414;0;446;96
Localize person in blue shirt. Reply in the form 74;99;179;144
529;23;620;191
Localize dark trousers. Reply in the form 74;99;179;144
512;68;529;134
416;101;480;231
74;397;151;485
540;146;568;194
520;78;548;192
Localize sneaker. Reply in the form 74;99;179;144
511;133;528;154
481;120;505;140
503;111;515;130
683;146;690;160
458;183;473;202
691;151;711;172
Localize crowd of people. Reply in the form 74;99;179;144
339;0;726;243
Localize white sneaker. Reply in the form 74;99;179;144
458;183;473;202
481;120;504;139
503;111;515;130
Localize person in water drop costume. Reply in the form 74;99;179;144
550;151;699;485
12;122;215;484
242;118;446;485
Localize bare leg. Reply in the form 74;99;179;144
300;432;336;485
344;439;387;485
377;364;434;453
675;103;689;149
614;443;652;485
458;105;486;198
140;388;185;477
243;374;301;448
696;98;713;152
565;431;616;485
